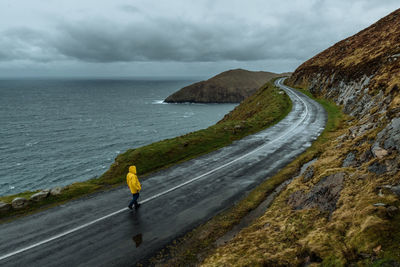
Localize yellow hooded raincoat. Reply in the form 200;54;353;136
127;166;141;194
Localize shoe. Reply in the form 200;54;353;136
128;205;133;210
135;203;141;210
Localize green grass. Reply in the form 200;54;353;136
294;87;343;135
99;80;292;184
148;82;346;266
0;80;291;220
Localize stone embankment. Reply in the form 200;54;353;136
0;187;63;215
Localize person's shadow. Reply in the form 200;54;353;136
132;233;142;248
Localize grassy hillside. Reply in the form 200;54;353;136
200;9;400;266
1;80;291;219
288;9;400;98
165;69;288;103
100;80;291;184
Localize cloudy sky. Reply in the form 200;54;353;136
0;0;398;78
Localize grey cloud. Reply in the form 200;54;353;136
51;20;262;62
119;5;142;14
0;2;398;66
49;14;325;63
0;28;64;62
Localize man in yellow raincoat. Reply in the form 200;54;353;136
127;165;141;210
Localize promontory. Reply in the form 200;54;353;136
164;69;288;103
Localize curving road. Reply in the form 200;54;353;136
0;78;326;266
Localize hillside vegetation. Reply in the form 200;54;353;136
201;8;400;266
100;81;291;184
164;69;288;103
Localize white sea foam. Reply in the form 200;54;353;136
25;141;39;147
152;100;167;104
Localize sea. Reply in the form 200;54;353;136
0;78;236;196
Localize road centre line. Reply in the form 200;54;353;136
0;78;309;261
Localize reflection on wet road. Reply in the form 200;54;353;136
0;78;327;266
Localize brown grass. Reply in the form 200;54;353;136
202;84;400;266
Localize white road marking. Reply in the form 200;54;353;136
0;78;311;261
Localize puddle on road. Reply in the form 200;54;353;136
132;233;143;248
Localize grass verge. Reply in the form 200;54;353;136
0;80;291;221
147;83;345;266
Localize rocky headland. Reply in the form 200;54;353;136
164;69;288;103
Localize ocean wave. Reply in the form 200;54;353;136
152;100;167;105
25;141;39;147
183;112;195;118
0;79;235;195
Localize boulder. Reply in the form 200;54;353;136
383;118;400;151
374;117;400;153
50;187;63;196
360;149;373;163
287;190;305;208
342;151;358;167
288;172;346;214
11;197;29;209
385;159;399;172
349;123;374;138
373;203;387;207
302;166;314;183
0;201;12;212
378;185;400;197
372;146;388;159
30;191;49;202
390;185;400;197
386;205;399;218
368;162;387;175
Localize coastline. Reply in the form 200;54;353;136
0;79;291;221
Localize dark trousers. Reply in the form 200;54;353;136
129;193;140;208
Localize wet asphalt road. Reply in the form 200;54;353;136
0;78;327;266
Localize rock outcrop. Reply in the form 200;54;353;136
0;201;11;213
286;9;400;180
11;197;29;209
288;8;400;121
30;190;50;202
283;8;400;264
50;187;63;196
164;69;287;103
1;186;66;215
288;172;345;214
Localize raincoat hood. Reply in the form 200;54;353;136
127;165;141;194
129;165;137;174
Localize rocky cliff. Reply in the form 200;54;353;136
287;8;400;165
202;8;400;266
288;8;400;119
164;69;286;103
